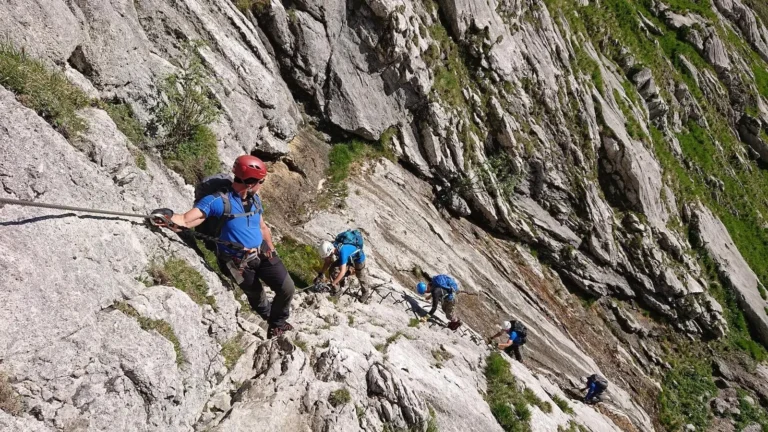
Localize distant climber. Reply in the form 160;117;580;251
416;274;462;330
582;374;609;404
151;155;295;339
315;229;371;303
490;320;527;362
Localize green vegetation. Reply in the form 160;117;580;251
427;407;439;432
148;257;216;308
155;41;221;184
327;138;394;184
485;352;533;432
523;388;552;413
702;257;768;362
377;331;405;353
293;338;308;352
408;318;421;327
734;390;768;430
328;388;351;407
552;395;573;415
0;43;89;138
573;47;604;96
431;347;454;363
658;353;717;431
275;236;323;288
612;88;647;142
558;421;588;432
0;372;22;416
220;333;245;370
97;99;145;145
348;314;355;326
114;301;185;365
426;23;472;108
233;0;269;14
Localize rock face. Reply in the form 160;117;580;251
3;0;768;430
690;204;768;345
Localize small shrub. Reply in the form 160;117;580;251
155;41;221;184
162;125;220;184
148;257;216;308
0;43;89;138
328;388;351;407
221;333;245;370
275;236;323;288
553;395;573;414
0;372;22;416
114;301;184;365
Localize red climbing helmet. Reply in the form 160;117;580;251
232;155;267;181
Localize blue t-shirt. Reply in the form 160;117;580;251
336;244;365;265
507;330;520;344
195;191;263;256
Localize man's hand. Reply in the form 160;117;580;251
150;208;185;232
314;272;326;285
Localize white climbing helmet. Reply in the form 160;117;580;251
318;241;335;258
503;321;512;331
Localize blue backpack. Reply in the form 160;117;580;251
334;229;364;250
432;274;459;300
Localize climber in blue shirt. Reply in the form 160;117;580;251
581;374;608;404
489;320;527;362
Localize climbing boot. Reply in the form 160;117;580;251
267;322;294;339
359;290;372;304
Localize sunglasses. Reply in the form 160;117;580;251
234;177;266;185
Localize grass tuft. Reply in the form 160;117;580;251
0;43;89;138
328;388;351;407
0;372;22;416
148;257;216;308
114;301;185;365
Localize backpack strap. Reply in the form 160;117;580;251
225;194;263;219
212;192;232;238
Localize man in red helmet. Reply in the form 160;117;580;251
158;155;295;339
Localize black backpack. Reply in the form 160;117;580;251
193;174;262;253
511;320;528;345
589;374;609;390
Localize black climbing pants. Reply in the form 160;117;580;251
505;344;523;362
219;254;295;327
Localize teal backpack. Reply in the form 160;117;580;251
334;229;364;249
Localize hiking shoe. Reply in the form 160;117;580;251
359;290;372;304
267;322;294;339
447;320;463;331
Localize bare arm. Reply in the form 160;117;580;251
331;263;348;285
319;256;333;275
170;208;207;229
260;217;275;252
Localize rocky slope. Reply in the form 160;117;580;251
4;0;768;430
